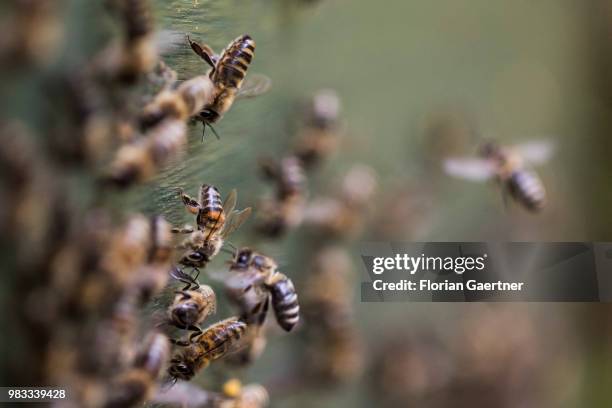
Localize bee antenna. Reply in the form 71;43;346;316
225;241;237;252
209;124;220;140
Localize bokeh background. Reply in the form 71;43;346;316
4;0;612;407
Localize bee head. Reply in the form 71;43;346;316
479;141;501;159
168;359;194;381
181;250;208;267
172;302;200;327
232;248;253;269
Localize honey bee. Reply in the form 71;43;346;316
175;185;251;269
168;317;247;381
105;331;171;407
132;215;174;302
226;248;300;332
303;164;377;239
294;89;342;169
167;267;216;338
301;247;363;384
139;67;215;131
186;35;271;138
94;0;157;83
256;155;307;237
219;379;270;408
0;0;63;67
106;118;187;187
443;139;555;211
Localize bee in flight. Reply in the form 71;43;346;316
186;34;271;139
168;317;247;381
226;248;300;333
174;185;251;269
443;139;555;212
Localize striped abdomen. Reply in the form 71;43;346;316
197;184;226;232
507;170;546;211
268;273;299;332
212;35;255;90
198;318;247;362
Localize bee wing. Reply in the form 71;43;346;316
514;139;555;165
236;74;272;99
222;207;253;239
443;158;496;181
223;189;238;215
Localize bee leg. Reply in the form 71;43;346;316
170;338;191;347
171;224;194;234
208;124;220;140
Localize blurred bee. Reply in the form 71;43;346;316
94;0;157;83
293;89;343;169
443;139;555;211
226;247;300;332
0;0;63;67
175;185;251;269
105;331;171;408
219;378;269;408
187;35;271;138
303;164;377;239
139;64;215;131
167;267;216;338
106;118;187;187
302;247;363;384
256;155;307;237
168;317;247;381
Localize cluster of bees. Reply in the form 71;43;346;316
0;1;301;407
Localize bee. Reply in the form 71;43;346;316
303;164;377;239
139;67;215;131
94;0;157;83
186;35;271;138
175;185;252;269
105;331;171;408
443;139;555;211
132;215;174;302
219;379;270;408
294;89;342;169
168;317;247;381
167;267;216;338
0;0;63;67
106;118;187;187
226;248;300;332
256;155;307;237
301;247;363;384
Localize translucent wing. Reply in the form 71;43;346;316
222;207;252;239
443;158;497;181
514;139;555;165
223;189;238;215
236;74;272;99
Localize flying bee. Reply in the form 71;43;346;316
256;155;307;237
226;248;300;332
105;331;171;408
167;267;216;338
186;34;271;138
168;317;247;381
303;164;377;239
175;185;252;269
443;139;555;211
294;89;343;169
